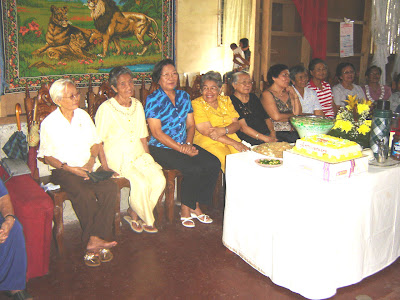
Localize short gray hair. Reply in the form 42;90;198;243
201;71;223;88
109;66;134;88
49;78;75;106
232;71;250;84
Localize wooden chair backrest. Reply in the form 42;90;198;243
87;80;116;121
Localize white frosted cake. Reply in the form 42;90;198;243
292;134;362;163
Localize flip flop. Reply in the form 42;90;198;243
181;217;195;228
190;213;213;224
84;251;101;267
98;248;113;263
123;215;143;233
142;223;158;233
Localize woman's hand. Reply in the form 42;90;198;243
179;144;199;157
209;127;226;140
0;218;14;244
233;141;250;152
262;135;278;143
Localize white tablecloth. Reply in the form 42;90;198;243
222;151;400;299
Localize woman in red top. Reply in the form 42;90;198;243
307;58;337;118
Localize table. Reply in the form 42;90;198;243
222;151;400;299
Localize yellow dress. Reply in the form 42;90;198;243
95;97;166;226
192;95;241;172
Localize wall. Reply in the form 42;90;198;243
176;0;225;85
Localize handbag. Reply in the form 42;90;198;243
86;170;114;183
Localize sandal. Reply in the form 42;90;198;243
5;290;32;300
98;248;113;263
190;213;213;224
181;217;195;228
84;251;101;267
142;223;158;233
123;215;143;233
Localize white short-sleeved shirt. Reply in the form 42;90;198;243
38;108;101;169
332;83;366;106
294;86;322;114
233;47;246;70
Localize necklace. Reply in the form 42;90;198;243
109;98;137;116
365;85;385;101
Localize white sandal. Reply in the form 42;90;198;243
181;217;195;228
190;213;213;224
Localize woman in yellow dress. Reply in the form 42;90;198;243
192;71;249;171
95;67;166;234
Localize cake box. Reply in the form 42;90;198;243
283;150;369;181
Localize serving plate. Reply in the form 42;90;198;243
255;158;283;168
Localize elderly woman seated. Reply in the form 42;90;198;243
95;66;166;234
362;65;392;102
261;64;301;143
38;78;118;267
0;179;32;300
332;62;366;107
192;71;249;171
230;71;277;145
289;65;324;116
145;59;220;228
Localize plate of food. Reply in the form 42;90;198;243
252;142;293;158
255;158;283;168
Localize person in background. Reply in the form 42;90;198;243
389;73;400;112
239;38;251;68
230;43;247;72
261;64;301;143
307;58;337;117
192;71;249;172
145;59;220;228
38;79;118;267
0;179;33;300
230;71;277;145
332;62;366;107
289;65;324;116
362;66;391;102
95;66;166;234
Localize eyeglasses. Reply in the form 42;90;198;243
237;81;254;86
161;72;179;78
343;70;355;75
63;93;80;100
279;73;290;78
201;86;219;92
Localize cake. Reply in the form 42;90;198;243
292;134;362;163
252;142;293;158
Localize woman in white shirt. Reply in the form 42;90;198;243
38;79;118;267
289;65;324;116
332;62;366;107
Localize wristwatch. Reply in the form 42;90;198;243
186;142;192;145
4;214;16;221
225;127;229;134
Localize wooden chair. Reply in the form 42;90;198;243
24;84;122;256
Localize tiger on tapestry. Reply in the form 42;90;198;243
86;0;162;57
32;5;102;56
45;33;97;61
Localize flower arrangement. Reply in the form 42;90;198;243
328;95;372;148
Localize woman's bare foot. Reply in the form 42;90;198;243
86;236;117;251
189;202;204;216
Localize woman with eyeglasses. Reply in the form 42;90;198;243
260;64;301;143
230;71;277;145
362;65;391;102
332;62;366;107
38;78;118;267
145;59;220;228
192;71;249;172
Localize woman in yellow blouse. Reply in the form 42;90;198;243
192;71;249;171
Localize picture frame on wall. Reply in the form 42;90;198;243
1;0;175;93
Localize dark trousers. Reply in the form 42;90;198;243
149;145;221;210
0;216;26;291
51;169;118;243
276;131;300;143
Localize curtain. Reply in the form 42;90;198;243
222;0;253;73
371;0;400;84
0;1;4;95
292;0;328;60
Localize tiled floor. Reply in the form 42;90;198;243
3;207;400;300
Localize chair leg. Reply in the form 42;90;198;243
114;189;121;236
164;172;176;223
155;191;165;225
212;171;223;208
176;175;183;205
51;193;65;256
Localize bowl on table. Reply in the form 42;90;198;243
290;115;335;138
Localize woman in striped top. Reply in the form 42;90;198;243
307;58;337;118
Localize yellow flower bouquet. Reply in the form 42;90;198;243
328;95;372;148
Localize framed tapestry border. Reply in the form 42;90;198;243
2;0;175;94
